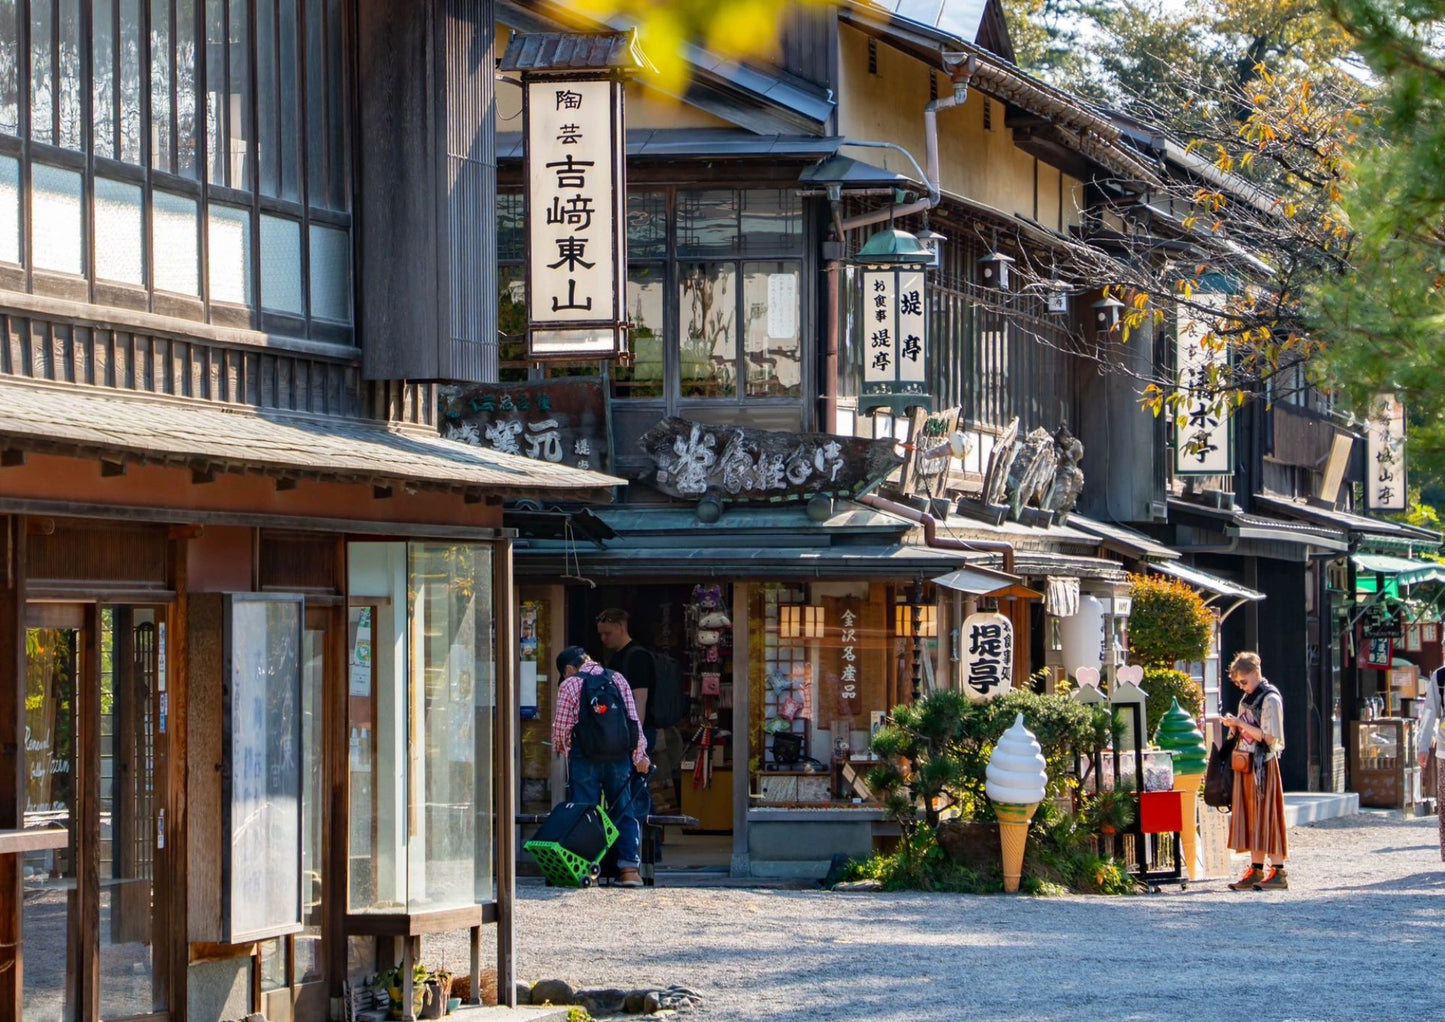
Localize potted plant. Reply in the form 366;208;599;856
1083;785;1136;836
421;967;453;1019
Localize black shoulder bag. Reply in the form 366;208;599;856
1202;731;1236;809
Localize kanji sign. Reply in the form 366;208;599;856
1174;303;1232;476
1366;393;1407;512
640;416;902;502
440;378;612;474
859;267;930;414
524;75;626;359
961;611;1013;702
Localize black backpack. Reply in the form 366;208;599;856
647;649;689;729
572;670;638;761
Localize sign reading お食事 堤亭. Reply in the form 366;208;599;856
523;75;626;360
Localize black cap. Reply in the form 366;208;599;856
556;645;588;678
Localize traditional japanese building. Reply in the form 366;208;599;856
0;1;622;1019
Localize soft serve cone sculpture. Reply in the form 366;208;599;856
1155;698;1209;879
987;713;1048;892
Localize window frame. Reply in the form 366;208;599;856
0;0;354;344
497;183;813;411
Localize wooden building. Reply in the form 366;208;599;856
0;0;621;1019
485;0;1286;878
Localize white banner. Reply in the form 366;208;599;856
1366;393;1407;511
1174;304;1232;476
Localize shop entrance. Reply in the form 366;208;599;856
22;603;170;1021
568;584;737;873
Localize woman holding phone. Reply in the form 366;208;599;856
1220;651;1289;891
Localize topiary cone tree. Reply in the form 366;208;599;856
1126;573;1212;736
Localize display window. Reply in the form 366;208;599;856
748;583;903;803
346;542;496;916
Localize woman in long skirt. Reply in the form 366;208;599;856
1221;651;1289;891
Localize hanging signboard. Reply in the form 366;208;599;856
440;378;612;474
523;75;627;359
860;267;930;414
1366;393;1407;511
640;416;902;502
961;611;1013;702
1174;303;1233;476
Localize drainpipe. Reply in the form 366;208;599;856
858;492;1015;574
821;57;976;434
836;56;976;233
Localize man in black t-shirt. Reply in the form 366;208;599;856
597;607;684;811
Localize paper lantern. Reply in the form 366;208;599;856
1059;594;1104;676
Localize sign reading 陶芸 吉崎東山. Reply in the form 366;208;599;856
524;75;626;360
440;378;611;475
961;611;1013;702
860;267;929;414
1174;301;1233;476
1366;393;1407;512
639;416;902;502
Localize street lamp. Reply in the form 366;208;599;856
978;250;1016;291
1093;294;1125;332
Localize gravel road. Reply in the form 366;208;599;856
510;810;1444;1022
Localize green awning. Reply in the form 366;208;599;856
1353;553;1445;591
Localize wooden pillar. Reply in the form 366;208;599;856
77;603;102;1022
164;535;192;1021
492;540;517;1006
0;516;25;1019
326;539;350;996
730;582;750;878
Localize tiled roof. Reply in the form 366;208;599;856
0;379;623;496
498;29;654;73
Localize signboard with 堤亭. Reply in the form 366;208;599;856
961;611;1013;702
524;75;626;359
860;267;929;414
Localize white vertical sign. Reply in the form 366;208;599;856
525;76;625;358
897;269;926;385
862;269;897;391
860;267;929;413
1174;304;1232;476
1367;393;1407;511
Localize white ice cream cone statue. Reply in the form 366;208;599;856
987;714;1048;893
1155;698;1209;880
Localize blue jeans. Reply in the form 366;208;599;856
568;755;642;869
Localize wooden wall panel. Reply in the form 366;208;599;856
186;593;225;944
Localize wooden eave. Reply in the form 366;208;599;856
0;379;624;501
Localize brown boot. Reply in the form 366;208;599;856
616;867;643;888
1227;866;1262;891
1254;866;1289;891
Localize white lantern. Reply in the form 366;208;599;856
1059;594;1104;677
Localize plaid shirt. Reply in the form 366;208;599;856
552;660;648;765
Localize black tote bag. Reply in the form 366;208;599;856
1203;732;1236;808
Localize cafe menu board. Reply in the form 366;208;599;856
222;594;305;942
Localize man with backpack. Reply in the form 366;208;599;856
552;645;650;887
596;607;688;812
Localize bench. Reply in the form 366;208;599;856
517;812;700;886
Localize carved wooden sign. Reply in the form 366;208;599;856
640;416;902;502
439;379;612;474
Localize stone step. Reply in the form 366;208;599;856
1283;791;1360;827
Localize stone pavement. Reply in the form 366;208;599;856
511;809;1443;1021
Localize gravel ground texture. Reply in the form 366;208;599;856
507;810;1444;1022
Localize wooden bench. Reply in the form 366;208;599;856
517;813;699;886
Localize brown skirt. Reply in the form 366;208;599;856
1227;755;1288;859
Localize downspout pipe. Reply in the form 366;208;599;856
837;58;975;233
859;492;1015;575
